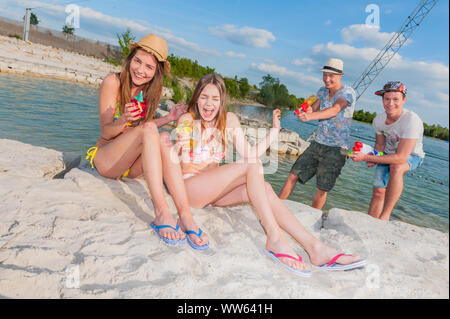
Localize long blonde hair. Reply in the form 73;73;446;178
117;47;169;121
187;74;228;151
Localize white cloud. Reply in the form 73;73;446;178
209;24;275;48
292;57;316;67
341;24;402;49
225;51;246;59
161;31;221;57
250;62;322;86
436;92;449;104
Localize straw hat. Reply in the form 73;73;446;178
320;58;344;75
129;34;170;74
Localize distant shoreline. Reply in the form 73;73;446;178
0;67;100;87
0;35;120;86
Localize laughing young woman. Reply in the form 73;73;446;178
159;73;366;276
86;34;203;246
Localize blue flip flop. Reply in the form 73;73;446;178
150;222;187;245
184;228;209;250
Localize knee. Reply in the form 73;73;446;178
389;163;408;177
246;158;264;174
373;187;386;198
141;121;159;136
159;131;173;147
264;181;274;193
288;173;299;183
316;189;328;197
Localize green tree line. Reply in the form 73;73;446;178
353;109;377;123
423;123;449;141
256;74;304;109
167;55;250;99
353;109;448;141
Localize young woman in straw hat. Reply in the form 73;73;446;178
159;74;366;275
86;34;207;247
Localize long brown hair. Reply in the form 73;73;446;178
187;74;228;151
117;47;169;121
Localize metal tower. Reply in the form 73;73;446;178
23;8;32;42
352;0;439;101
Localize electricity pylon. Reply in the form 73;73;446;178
23;8;32;41
352;0;439;101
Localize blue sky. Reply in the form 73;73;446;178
2;0;449;126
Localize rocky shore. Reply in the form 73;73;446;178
0;35;120;86
0;138;448;298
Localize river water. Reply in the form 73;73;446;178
1;73;448;232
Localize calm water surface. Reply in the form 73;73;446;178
1;73;448;232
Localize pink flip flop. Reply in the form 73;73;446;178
314;253;366;271
264;249;312;277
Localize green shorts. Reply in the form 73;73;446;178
290;141;347;192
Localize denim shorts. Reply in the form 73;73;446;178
373;154;424;188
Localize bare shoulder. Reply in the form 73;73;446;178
100;73;120;92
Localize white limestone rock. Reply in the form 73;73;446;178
0;139;64;179
0;139;447;299
322;208;449;298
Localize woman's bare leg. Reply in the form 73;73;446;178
183;161;308;271
214;182;362;266
159;132;208;246
94;122;184;241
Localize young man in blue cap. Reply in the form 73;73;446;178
349;81;425;221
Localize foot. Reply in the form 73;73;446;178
178;214;209;247
266;236;309;272
307;242;362;267
153;213;185;242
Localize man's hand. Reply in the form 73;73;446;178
366;161;376;167
349;151;368;162
298;111;313;122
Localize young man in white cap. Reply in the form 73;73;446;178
349;81;425;221
279;58;356;210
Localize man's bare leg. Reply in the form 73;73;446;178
279;173;299;200
379;163;409;221
312;189;327;210
368;188;386;219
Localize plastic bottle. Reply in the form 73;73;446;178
294;95;317;116
348;141;383;156
131;97;147;118
126;97;147;127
